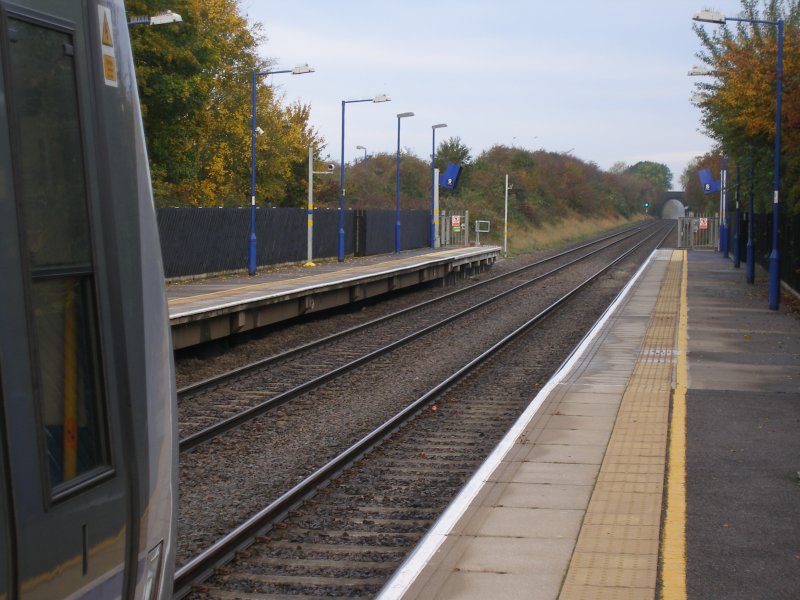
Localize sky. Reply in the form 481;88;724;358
241;0;741;190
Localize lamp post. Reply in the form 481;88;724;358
395;112;414;253
356;145;368;178
693;9;783;309
733;162;741;268
248;64;314;275
747;151;755;283
430;123;447;248
720;157;728;257
339;95;391;262
504;175;513;256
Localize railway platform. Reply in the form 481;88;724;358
166;245;500;350
377;248;800;600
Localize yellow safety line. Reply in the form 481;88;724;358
559;250;682;599
661;249;688;599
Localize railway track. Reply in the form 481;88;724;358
177;222;656;446
175;221;674;598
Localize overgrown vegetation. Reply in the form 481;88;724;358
310;144;662;252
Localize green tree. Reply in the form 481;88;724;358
624;161;673;191
436;136;472;169
609;161;628;175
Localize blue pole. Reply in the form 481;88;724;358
430;128;436;248
746;152;755;283
339;100;346;262
720;157;728;257
395;115;402;253
733;162;740;268
338;97;390;260
768;19;783;310
248;70;257;275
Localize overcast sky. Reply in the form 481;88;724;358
241;0;738;189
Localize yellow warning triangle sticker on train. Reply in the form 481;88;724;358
101;11;113;47
98;5;118;87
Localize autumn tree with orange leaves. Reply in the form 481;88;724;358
690;0;800;213
128;0;323;207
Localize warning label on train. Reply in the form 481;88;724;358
98;6;118;87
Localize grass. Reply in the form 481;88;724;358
478;211;650;256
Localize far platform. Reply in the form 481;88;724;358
167;246;500;351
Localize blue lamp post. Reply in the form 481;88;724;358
720;157;728;257
747;152;755;283
395;112;415;253
248;64;314;275
430;123;447;247
733;162;741;268
339;95;391;262
693;9;783;310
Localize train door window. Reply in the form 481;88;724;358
6;16;110;494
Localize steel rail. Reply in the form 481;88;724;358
177;222;655;400
172;222;672;598
178;222;663;452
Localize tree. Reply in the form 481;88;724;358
128;0;322;206
609;161;628;175
624;161;673;191
692;0;800;212
436;136;472;169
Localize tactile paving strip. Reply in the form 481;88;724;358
558;250;684;600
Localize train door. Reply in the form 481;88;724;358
0;2;137;598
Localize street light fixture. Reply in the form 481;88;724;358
128;9;182;25
395;112;415;253
430;123;447;247
338;95;391;261
248;64;314;275
693;9;783;309
688;66;715;76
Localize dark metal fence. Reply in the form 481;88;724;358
157;207;431;279
725;209;800;293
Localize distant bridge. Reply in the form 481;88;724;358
661;191;686;219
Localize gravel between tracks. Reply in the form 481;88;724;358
174;227;664;568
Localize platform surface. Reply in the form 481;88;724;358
376;248;800;600
167;246;499;319
165;245;499;350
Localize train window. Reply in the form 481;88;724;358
6;17;110;492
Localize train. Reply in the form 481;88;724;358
0;1;176;598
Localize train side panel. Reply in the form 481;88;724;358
0;1;176;598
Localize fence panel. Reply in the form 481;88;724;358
677;216;719;249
